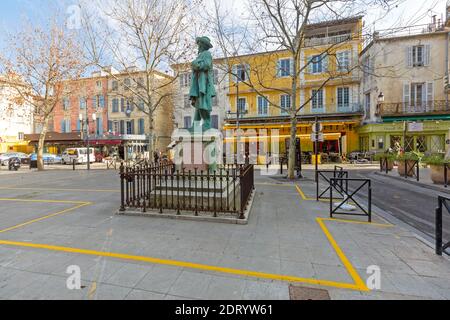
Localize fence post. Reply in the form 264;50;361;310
436;197;443;256
119;162;125;212
445;164;448;188
368;180;372;223
329;178;334;219
416;161;420;182
239;166;245;220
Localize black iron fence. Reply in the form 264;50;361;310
119;162;255;219
316;170;349;201
436;196;450;256
329;178;372;222
399;159;420;181
444;164;449;188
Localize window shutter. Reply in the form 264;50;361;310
403;82;410;107
307;57;313;74
120;120;125;134
245;64;250;81
61;120;65;133
427;82;434;110
66;119;71;132
232;65;237;82
98;117;103;135
108;120;112;132
424;45;431;66
406;46;413;67
131;119;135;135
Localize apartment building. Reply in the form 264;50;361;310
0;76;34;153
359;8;450;155
224;16;364;162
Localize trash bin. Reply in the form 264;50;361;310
30;160;38;169
311;155;321;165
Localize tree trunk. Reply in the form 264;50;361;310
148;110;155;157
37;122;48;171
287;63;299;179
287;116;297;179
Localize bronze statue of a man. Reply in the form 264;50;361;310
189;36;217;131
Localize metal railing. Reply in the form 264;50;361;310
445;164;449;188
379;157;393;174
379;100;449;117
119;161;255;219
330;178;372;222
436;196;450;255
316;169;349;201
399;159;420;182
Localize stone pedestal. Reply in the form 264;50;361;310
171;129;223;173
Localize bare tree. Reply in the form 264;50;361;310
80;0;199;154
208;0;399;179
0;22;86;171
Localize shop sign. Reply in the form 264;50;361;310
408;122;424;132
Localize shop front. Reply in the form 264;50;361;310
358;120;450;155
223;117;360;164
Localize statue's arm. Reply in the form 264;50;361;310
191;52;212;72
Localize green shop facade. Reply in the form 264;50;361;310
358;116;450;155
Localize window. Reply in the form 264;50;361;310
112;99;119;113
112;81;118;91
61;119;71;133
184;95;191;108
18;132;24;140
137;77;144;88
180;73;191;87
121;98;125;112
92;96;97;108
63;97;70;111
237;98;247;114
79;97;87;110
126;120;134;134
410;83;424;108
211;115;219;129
337;51;350;72
257;96;269;115
277;58;292;77
138;99;145;111
413;45;424;67
365;93;371;119
96;81;102;89
184;116;192;128
337;87;350;109
113;121;120;134
280;94;291;115
309;55;327;74
233;64;248;82
312;89;324;110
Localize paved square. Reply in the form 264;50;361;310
0;169;450;300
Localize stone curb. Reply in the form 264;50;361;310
373;171;450;195
116;188;256;225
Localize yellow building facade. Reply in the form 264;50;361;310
224;17;364;163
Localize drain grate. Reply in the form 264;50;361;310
289;285;331;300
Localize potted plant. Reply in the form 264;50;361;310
396;152;419;177
374;153;396;171
422;155;450;185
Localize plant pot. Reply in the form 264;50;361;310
397;160;416;177
430;165;450;185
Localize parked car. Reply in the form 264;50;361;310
0;152;29;166
61;148;96;165
29;153;62;164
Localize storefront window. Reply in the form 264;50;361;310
390;136;402;152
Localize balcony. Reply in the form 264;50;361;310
307;103;363;115
378;101;450;117
304;34;352;47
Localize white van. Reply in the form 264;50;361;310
62;148;96;165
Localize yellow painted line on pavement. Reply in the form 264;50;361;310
0;198;90;204
0;187;119;193
321;217;393;228
295;185;328;202
0;201;92;234
0;239;363;291
316;218;369;291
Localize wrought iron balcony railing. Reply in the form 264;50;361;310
378;101;450;117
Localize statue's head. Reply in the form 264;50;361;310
196;36;213;51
